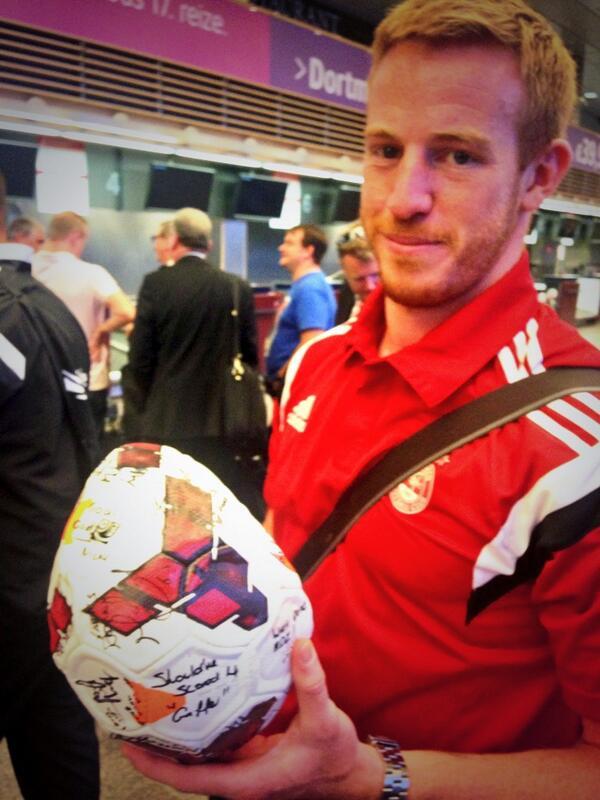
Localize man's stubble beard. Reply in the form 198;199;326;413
371;181;522;310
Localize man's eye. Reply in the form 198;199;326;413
381;145;400;159
449;150;475;165
369;143;400;160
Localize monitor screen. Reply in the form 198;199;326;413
558;217;579;239
332;187;361;222
0;143;37;197
233;176;288;219
145;163;214;210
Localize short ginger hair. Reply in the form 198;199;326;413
46;211;88;241
372;0;577;168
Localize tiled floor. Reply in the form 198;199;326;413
0;729;202;800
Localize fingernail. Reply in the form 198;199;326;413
297;638;314;665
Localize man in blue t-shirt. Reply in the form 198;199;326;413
266;224;336;393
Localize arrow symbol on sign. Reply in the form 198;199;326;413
294;58;307;80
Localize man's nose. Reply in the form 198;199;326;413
386;153;433;220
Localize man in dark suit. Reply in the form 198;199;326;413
127;207;264;517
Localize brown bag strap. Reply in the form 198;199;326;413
293;367;600;580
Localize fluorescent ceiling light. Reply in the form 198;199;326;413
0;117;176;154
62;131;175;155
541;197;600;218
174;151;363;183
0;115;364;183
174;147;262;169
0;107;177;143
0;120;61;138
262;161;363;183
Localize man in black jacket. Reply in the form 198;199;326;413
127;207;265;517
0;231;100;798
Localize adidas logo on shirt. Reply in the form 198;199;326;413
62;369;88;400
287;395;316;433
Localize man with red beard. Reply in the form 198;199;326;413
125;1;600;798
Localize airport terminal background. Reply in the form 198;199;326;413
1;0;599;798
0;0;598;300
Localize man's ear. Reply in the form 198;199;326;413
519;139;572;213
69;230;87;255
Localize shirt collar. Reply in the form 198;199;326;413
0;243;34;263
347;252;539;407
185;250;208;260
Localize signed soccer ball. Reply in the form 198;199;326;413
48;443;312;763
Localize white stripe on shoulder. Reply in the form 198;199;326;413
496;317;600;453
278;323;351;430
546;398;600;441
525;409;592;455
574;391;600;415
0;333;26;380
473;442;600;590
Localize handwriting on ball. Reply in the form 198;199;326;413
151;659;240;699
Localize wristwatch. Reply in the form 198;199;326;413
368;735;411;800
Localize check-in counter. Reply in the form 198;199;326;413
541;275;580;325
575;276;600;324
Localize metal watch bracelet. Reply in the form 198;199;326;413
368;735;411;800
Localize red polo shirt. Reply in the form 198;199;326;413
265;254;600;752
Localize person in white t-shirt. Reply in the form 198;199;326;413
33;211;135;439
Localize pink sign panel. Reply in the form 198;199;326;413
0;0;270;85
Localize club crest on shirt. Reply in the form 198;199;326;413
389;464;436;514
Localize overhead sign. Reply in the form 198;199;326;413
568;126;600;176
0;0;368;110
270;18;369;109
0;0;270;85
8;2;596;148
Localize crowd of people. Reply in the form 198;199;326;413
0;201;377;799
1;0;599;798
